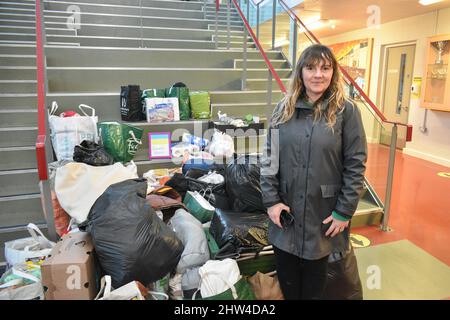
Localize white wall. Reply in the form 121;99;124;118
322;8;450;167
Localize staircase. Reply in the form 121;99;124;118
0;0;384;266
0;0;291;265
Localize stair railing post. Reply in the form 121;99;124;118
203;0;207;20
242;22;248;90
290;17;297;68
256;1;260;40
246;0;250;22
139;0;144;47
381;123;398;232
36;0;57;242
215;0;219;49
267;70;273;121
272;0;276;49
227;0;231;49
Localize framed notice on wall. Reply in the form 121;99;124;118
148;132;171;159
328;38;374;95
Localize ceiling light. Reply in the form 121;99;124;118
299;19;329;32
419;0;443;5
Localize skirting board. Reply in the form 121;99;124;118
403;147;450;168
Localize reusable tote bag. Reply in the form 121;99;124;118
166;83;190;120
183;191;215;223
4;223;55;267
98;122;143;163
48;102;98;161
193;259;255;300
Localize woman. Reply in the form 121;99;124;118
260;44;367;299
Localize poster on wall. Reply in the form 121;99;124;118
328;38;374;96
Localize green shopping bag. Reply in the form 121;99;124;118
98;122;143;163
189;91;211;119
203;227;220;259
166;85;190;120
142;88;165;100
183;191;215;223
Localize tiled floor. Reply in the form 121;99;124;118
354;144;450;267
351;144;450;299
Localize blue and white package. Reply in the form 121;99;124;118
182;133;209;149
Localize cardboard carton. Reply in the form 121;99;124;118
41;231;98;300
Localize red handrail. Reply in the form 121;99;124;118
278;0;413;141
232;0;287;94
35;0;48;180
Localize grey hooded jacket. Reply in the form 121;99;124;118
260;98;367;260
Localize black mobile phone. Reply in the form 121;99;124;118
280;210;294;228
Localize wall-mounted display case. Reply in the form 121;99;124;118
421;34;450;112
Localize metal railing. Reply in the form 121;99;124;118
35;0;57;241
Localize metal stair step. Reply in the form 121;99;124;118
0;146;36;171
0;168;39;197
0;44;36;55
0;127;37;147
0;66;36;80
0;194;45;230
0;109;37;127
0;54;36;66
246;77;291;90
46;67;292;92
0;93;36;108
0;80;37;93
42;2;207;20
0;33;254;49
44;46;282;68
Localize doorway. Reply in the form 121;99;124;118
380;44;415;148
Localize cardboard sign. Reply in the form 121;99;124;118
149;132;171;159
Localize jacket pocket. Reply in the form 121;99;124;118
320;184;341;198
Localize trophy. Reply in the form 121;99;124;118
432;40;448;64
431;40;448;79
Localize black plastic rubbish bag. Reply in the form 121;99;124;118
80;179;184;288
225;155;266;213
210;208;269;259
323;246;363;300
165;173;230;210
73;140;114;166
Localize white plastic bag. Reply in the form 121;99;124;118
4;223;55;267
95;275;168;300
197;259;241;299
55;162;139;224
0;263;44;300
48;102;99;161
208;130;234;158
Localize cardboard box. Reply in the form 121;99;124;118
41;232;98;300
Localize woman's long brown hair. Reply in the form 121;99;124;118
271;44;347;128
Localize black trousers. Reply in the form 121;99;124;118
273;246;329;300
